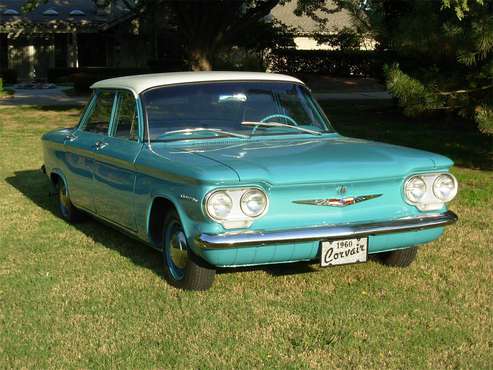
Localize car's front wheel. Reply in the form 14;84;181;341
162;210;216;290
377;246;418;267
57;179;84;223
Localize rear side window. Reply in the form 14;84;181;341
83;91;115;134
113;91;138;141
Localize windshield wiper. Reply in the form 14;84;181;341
153;127;249;140
241;121;322;136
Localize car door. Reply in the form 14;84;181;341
92;90;143;231
63;91;116;212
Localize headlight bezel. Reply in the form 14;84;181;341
204;187;269;228
403;172;458;211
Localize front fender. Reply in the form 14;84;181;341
144;191;199;249
48;168;69;192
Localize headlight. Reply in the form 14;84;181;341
240;189;268;217
404;176;427;203
204;187;269;228
433;174;457;202
206;191;233;220
404;172;458;211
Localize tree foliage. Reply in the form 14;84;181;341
150;0;284;71
379;0;493;134
22;0;293;71
298;0;493;133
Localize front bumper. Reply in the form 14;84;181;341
196;211;458;249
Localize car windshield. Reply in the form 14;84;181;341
142;81;333;141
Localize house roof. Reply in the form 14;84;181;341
271;0;353;35
91;72;304;96
0;0;131;32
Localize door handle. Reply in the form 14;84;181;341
65;133;77;142
94;141;108;150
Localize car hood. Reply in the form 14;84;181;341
167;135;453;184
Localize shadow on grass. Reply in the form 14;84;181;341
5;169;164;278
322;99;493;171
36;105;85;112
5;169;314;280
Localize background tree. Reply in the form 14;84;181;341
121;0;287;71
378;0;493;134
23;0;293;71
297;0;493;134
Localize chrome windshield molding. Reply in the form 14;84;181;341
197;210;458;249
241;121;323;136
156;128;249;140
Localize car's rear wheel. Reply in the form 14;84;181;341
377;246;418;267
162;210;215;290
57;179;84;223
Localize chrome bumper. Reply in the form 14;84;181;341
197;211;458;249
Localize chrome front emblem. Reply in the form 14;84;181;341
293;194;382;207
337;185;348;196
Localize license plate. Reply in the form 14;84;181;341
320;238;368;267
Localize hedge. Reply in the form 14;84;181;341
0;69;18;84
49;58;188;91
48;67;150;89
268;50;398;78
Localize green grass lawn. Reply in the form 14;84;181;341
1;102;492;369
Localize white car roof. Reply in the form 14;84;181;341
90;71;304;96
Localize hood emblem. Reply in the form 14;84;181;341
293;194;382;207
337;185;348;195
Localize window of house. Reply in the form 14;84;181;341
83;91;115;134
113;91;138;141
43;9;59;16
3;9;20;15
69;9;86;16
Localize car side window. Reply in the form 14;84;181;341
113;91;138;141
83;91;115;134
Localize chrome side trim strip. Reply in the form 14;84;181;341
197;211;458;249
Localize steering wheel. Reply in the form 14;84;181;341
260;114;298;126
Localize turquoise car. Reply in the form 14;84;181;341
41;72;458;290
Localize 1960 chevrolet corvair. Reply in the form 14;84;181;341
42;72;458;290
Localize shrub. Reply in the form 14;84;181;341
48;60;189;89
214;50;267;72
0;78;3;92
48;67;153;92
268;50;400;78
47;68;79;83
0;69;18;84
147;58;189;72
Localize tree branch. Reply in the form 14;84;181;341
437;84;493;96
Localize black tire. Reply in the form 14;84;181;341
162;210;215;291
377;246;418;267
56;179;84;223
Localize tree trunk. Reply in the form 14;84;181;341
190;50;213;71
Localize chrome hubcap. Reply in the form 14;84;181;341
169;229;188;269
59;183;70;217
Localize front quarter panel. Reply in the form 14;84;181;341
42;128;76;179
132;145;241;243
